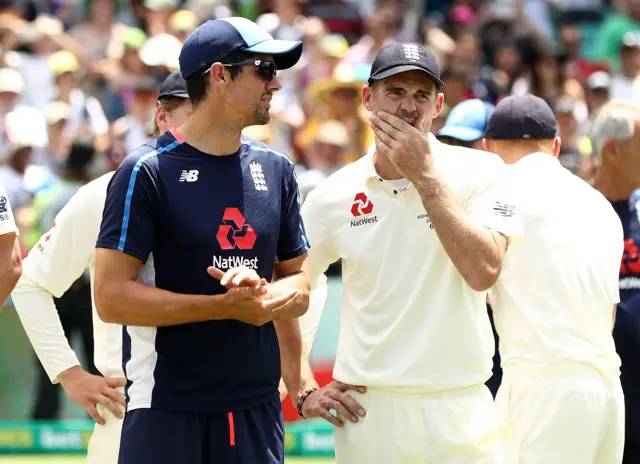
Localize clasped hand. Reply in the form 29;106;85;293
208;266;302;326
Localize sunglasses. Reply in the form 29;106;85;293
202;60;278;82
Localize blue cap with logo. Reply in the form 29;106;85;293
437;99;495;142
179;17;303;79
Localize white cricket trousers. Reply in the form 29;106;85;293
334;384;501;464
496;363;625;464
86;405;124;464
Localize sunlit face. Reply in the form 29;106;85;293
362;70;444;133
156;98;193;134
224;55;282;127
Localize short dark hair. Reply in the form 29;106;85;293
185;51;251;105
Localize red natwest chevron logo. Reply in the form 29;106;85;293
351;192;374;217
216;208;257;250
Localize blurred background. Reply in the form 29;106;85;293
0;0;638;457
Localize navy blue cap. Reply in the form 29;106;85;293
158;70;189;100
179;17;303;79
368;42;444;88
485;94;557;140
438;99;495;141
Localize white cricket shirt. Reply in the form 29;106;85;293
12;172;123;381
489;153;623;377
301;135;523;392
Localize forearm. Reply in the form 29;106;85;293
96;279;227;327
269;272;310;319
12;275;80;383
275;319;303;404
0;240;22;306
415;174;503;291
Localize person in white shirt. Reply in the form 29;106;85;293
482;94;625;464
0;180;22;307
10;70;192;464
297;42;523;464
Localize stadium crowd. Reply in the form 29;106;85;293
0;0;640;461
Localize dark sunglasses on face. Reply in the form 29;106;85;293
202;60;278;82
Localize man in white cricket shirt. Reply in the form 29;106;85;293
10;70;192;464
482;94;625;464
297;42;523;464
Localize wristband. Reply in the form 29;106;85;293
296;387;318;418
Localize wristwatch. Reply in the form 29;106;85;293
296;387;318;418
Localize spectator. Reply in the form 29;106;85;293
611;31;640;100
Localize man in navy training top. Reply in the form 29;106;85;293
590;101;640;464
94;17;311;464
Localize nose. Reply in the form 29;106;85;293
399;95;418;114
267;75;282;92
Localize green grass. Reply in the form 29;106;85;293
0;456;335;463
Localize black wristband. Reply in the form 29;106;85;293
296;387;318;418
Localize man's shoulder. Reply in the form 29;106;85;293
303;158;370;211
241;136;294;170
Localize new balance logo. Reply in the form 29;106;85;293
250;162;268;191
403;44;421;62
216;208;257;250
351;192;374;217
179;170;199;182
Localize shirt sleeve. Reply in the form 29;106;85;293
466;164;524;242
96;152;158;262
277;162;310;262
0;181;19;236
21;180;103;298
12;275;80;383
300;187;340;288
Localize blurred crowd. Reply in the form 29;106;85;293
0;0;639;417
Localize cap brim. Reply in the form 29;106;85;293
243;39;303;70
437;125;483;142
370;65;444;88
159;92;189;100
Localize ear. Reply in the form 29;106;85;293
482;138;492;153
209;63;228;86
362;85;373;112
552;136;561;158
434;92;444;118
602;138;620;165
155;105;168;128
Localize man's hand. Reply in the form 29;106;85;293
58;366;126;425
208;266;268;291
219;284;302;326
370;111;433;184
301;381;367;427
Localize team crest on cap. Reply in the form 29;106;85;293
403;44;420;62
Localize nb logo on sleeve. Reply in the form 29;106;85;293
179;170;199;182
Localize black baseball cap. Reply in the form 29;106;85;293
485;94;557;140
158;70;189;100
368;42;444;88
179;17;303;79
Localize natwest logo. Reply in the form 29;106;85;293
213;256;258;270
216;208;257;250
351;192;374;217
